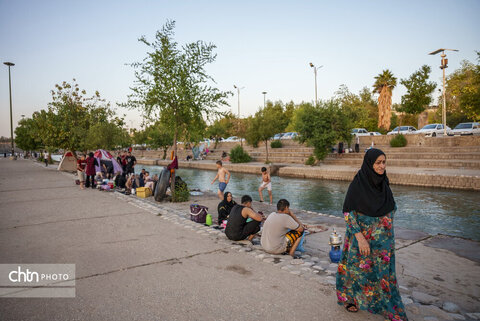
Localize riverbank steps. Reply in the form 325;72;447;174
105;187;479;321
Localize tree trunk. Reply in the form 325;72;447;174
265;140;269;163
378;86;392;130
170;128;177;196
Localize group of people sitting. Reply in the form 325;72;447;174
218;193;305;257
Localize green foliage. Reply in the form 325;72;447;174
390;134;407;147
206;113;236;147
172;181;190;202
399;65;436;115
14;118;43;151
443;52;480;123
270;140;282;148
124;20;231;153
336;85;378;132
229;145;251;163
373;69;397;93
305;155;315;166
15;80;127;154
245;102;287;162
293;100;350;160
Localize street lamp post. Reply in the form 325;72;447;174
4;62;15;157
309;62;323;107
233;85;245;117
262;91;267;108
429;49;458;136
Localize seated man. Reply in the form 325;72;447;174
261;199;304;257
144;171;155;191
225;195;264;242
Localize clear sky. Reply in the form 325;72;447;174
1;0;479;137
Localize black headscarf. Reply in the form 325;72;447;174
218;192;236;213
342;148;396;217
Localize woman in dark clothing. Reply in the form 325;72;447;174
336;148;408;321
85;152;96;189
217;191;236;225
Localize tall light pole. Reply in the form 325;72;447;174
309;62;323;107
262;91;267;108
4;62;15;157
233;85;244;117
429;48;458;136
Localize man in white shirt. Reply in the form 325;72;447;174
261;199;304;257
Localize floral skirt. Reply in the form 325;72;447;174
336;211;408;321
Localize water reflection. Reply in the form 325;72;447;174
142;166;480;241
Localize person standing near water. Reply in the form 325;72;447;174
258;166;273;205
336;148;408;321
211;160;230;200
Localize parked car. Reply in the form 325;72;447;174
369;132;382;136
416;123;452;137
387;126;417;135
351;128;370;136
448;122;480;136
281;132;299;139
223;136;241;142
272;133;284;140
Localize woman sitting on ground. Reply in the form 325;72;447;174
217;191;236;226
336;148;408;320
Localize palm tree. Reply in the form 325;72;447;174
373;70;397;130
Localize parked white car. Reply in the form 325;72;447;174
272;133;284;140
369;132;382;136
387;126;417;135
223;136;241;142
417;123;452;137
448;122;480;136
351;128;370;136
281;132;299;139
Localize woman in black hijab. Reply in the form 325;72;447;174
217;191;236;225
336;148;408;321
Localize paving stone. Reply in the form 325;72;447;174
402;297;413;305
302;262;314;267
310;256;320;262
290;270;302;275
231;245;242;250
442;302;460;314
256;254;267;259
412;291;440;305
301;267;312;272
312;265;324;271
423;317;439;321
319;260;330;266
466;313;480;320
263;258;275;263
281;265;292;270
421;305;454;320
448;313;466;320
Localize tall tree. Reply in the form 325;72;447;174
14;117;43;151
373;70;397;130
293;101;350;160
399;65;436;115
245;103;286;163
124;20;230;190
443;52;480;123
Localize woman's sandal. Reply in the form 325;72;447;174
345;303;358;313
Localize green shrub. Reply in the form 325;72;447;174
305;155;316;166
230;145;251;163
270;140;282;148
172;182;190;202
390;134;407;147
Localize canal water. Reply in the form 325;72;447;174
142;166;480;241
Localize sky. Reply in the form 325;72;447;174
1;0;479;137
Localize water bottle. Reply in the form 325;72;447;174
205;214;212;226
